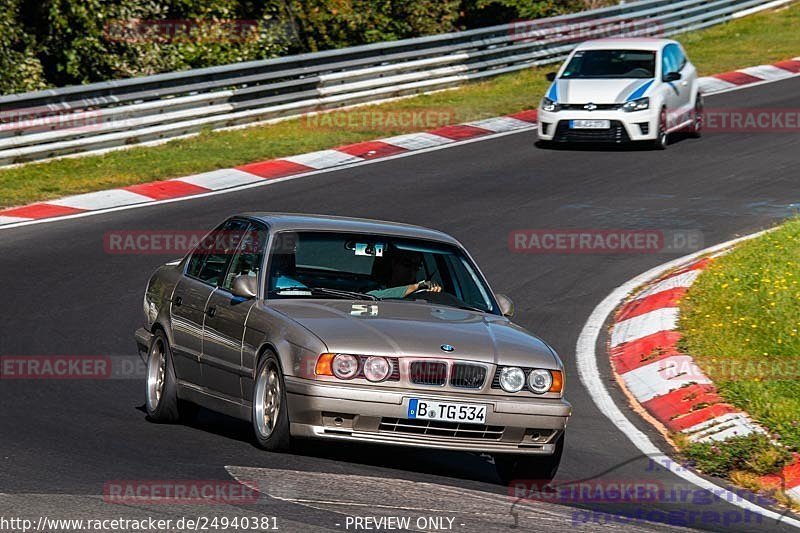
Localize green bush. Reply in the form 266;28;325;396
0;0;47;94
0;0;612;95
682;434;792;477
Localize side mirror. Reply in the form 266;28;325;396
231;275;258;299
546;72;557;82
496;294;515;318
664;71;681;82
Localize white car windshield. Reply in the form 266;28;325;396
561;50;656;79
266;231;497;314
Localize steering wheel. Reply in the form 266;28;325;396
407;280;438;296
626;67;652;78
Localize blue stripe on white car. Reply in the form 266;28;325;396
547;82;559;101
626;79;654;101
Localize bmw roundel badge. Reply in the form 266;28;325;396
440;344;455;352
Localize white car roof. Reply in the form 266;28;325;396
574;38;678;51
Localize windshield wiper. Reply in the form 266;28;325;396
271;286;377;301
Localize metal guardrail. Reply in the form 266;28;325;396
0;0;793;166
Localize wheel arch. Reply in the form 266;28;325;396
253;341;284;379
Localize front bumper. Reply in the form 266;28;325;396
537;108;659;142
285;377;571;455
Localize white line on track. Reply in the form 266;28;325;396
575;228;800;528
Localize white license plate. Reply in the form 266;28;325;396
570;119;610;129
407;399;487;424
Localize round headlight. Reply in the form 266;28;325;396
332;354;359;379
499;367;525;393
528;369;553;394
363;356;391;382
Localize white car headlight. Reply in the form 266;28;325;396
363;356;391;382
527;369;553;394
622;97;650;113
541;97;560;113
332;354;359;379
499;367;526;393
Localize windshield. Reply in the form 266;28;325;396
266;231;497;314
561;50;656;79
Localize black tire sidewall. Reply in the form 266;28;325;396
146;330;180;423
692;95;703;137
654;108;668;149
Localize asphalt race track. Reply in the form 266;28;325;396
1;77;799;532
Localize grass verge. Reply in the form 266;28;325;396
678;434;792;478
1;3;800;208
680;219;800;451
677;218;800;491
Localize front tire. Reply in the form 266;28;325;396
145;330;180;423
690;95;703;138
494;434;564;485
653;107;668;150
252;351;292;451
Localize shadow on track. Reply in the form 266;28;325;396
139;402;502;484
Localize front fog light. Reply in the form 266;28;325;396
499;367;525;392
528;369;553;394
332;354;359;379
363;356;391;382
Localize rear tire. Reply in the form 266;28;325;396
653;107;668;150
145;330;180;423
252;351;292;451
494;434;564;485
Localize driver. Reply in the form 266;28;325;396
368;250;442;299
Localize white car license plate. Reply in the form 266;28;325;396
407;399;487;424
570;119;610;129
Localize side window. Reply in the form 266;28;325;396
661;45;673;77
676;46;687;71
662;44;682;77
186;218;251;286
222;226;269;291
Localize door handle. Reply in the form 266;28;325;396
207;306;217;318
174;296;182;307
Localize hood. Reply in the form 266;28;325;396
548;78;654;104
267;300;559;369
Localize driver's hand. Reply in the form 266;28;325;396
417;280;442;292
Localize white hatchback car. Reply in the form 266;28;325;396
537;38;702;149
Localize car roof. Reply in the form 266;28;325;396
239;212;461;245
574;38;678;51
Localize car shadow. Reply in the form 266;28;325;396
138;401;255;444
142;402;502;485
535;133;695;152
